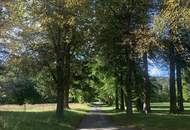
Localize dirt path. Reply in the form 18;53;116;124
77;107;122;130
77;107;142;130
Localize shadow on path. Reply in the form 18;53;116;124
77;105;136;130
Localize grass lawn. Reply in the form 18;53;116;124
102;103;190;130
0;103;89;130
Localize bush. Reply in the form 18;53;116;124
12;78;41;105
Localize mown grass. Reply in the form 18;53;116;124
101;103;190;130
0;103;89;130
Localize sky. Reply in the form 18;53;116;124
149;65;169;77
148;59;169;77
148;0;168;78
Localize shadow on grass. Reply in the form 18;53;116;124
151;106;190;109
96;105;190;130
0;108;88;130
110;111;190;130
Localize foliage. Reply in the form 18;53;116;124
1;0;190;118
183;69;190;101
10;78;41;105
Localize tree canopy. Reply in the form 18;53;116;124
0;0;190;118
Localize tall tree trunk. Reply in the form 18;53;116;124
115;85;119;110
136;98;143;112
176;63;184;112
56;55;65;117
55;35;65;117
64;46;71;109
133;66;143;112
120;74;125;111
120;87;125;111
49;0;65;117
56;87;64;116
64;89;69;109
115;82;119;109
143;52;151;114
169;44;177;113
125;59;133;115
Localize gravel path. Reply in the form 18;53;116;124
77;107;121;130
77;106;140;130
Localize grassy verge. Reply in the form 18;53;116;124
0;103;89;130
101;103;190;130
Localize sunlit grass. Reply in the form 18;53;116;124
101;102;190;130
0;103;89;112
0;103;89;130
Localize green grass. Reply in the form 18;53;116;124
2;103;190;130
0;104;89;130
101;103;190;130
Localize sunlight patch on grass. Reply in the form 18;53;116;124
104;102;190;130
0;103;89;130
0;103;89;112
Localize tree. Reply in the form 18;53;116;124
11;78;41;105
8;0;89;117
93;0;155;115
143;53;151;114
176;60;184;112
169;43;177;113
153;0;189;113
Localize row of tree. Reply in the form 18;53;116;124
92;0;190;115
0;0;190;118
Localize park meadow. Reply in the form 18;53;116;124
1;0;190;130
